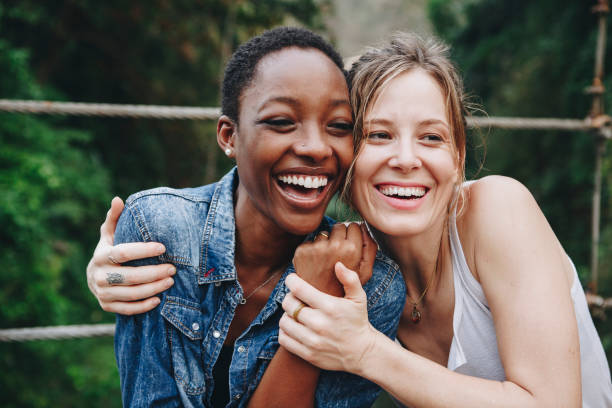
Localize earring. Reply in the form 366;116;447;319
225;147;232;156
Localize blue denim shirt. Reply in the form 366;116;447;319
114;168;406;408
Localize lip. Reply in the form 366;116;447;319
273;166;336;210
374;182;429;211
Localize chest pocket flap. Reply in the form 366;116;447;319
161;295;203;340
161;295;205;396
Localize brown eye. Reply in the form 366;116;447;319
328;121;353;135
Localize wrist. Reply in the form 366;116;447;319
349;325;384;377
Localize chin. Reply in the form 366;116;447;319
279;212;326;236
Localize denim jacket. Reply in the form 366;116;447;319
114;168;406;408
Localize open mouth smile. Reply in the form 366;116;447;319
275;173;333;207
375;183;430;209
378;185;427;199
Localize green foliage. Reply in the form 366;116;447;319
428;0;612;363
0;1;325;406
0;38;116;406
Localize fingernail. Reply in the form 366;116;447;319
166;278;174;287
152;297;161;305
167;266;176;276
157;244;166;254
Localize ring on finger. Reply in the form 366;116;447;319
317;231;329;239
108;254;120;265
292;302;306;322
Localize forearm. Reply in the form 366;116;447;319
356;332;554;408
248;346;319;408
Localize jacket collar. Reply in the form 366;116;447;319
198;167;335;292
199;168;239;285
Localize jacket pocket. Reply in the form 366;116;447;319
161;296;205;396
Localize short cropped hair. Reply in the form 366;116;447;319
221;26;347;123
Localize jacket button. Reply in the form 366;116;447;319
234;394;241;400
191;323;200;331
212;330;221;338
237;345;245;353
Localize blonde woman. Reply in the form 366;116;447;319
279;33;612;407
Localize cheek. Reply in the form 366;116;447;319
349;155;375;212
333;138;355;173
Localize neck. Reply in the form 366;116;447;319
376;218;448;299
233;185;304;274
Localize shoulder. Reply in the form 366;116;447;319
460;176;540;235
465;175;535;211
125;184;217;209
117;183;221;267
458;176;550;278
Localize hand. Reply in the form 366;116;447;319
293;223;377;297
86;197;176;315
279;262;381;374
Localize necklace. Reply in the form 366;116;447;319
239;270;281;305
407;261;438;324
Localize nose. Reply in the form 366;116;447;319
292;123;332;162
388;137;422;171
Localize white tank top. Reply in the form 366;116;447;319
446;206;612;407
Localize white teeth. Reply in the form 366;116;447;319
379;186;426;198
278;175;328;189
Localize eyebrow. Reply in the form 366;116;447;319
258;96;350;112
366;117;449;129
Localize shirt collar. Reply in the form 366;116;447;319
199;167;239;285
198;168;334;292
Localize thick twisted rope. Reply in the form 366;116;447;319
0;100;220;120
0;99;599;130
0;324;115;342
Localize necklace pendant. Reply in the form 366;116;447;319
411;304;421;324
239;297;247;305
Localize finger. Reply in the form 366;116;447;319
100;197;125;244
358;224;377;284
285;274;335;310
281;292;304;315
330;222;348;241
346;222;363;252
314;230;330;242
105;242;166;264
278;327;314;362
279;313;318;344
97;278;174;302
334;261;367;301
102;297;161;315
97;264;176;287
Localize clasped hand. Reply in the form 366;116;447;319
279;222;381;374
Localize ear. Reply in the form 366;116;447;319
217;115;237;158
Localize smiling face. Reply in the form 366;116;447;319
351;68;459;238
232;47;353;235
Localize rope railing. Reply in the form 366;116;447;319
0;99;604;131
0;99;220;120
0;324;115;342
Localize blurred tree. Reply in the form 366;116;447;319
428;0;612;362
0;1;326;405
1;0;328;194
0;37;116;406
